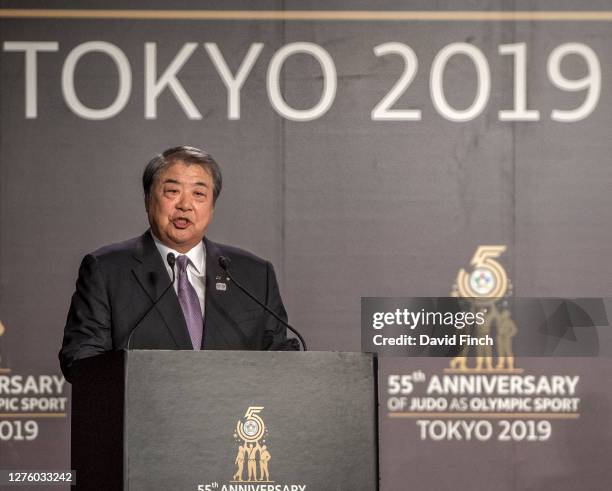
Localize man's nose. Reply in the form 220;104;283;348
176;195;192;211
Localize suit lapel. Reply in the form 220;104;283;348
131;231;193;350
204;237;250;348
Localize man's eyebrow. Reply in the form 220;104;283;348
194;181;209;188
162;178;180;185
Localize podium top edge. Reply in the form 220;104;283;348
120;349;373;357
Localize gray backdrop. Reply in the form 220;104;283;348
1;1;611;489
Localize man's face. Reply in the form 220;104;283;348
146;161;214;253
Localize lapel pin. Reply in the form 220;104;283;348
216;282;227;291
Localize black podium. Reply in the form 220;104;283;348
71;350;378;490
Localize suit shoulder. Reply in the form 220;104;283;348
88;235;142;263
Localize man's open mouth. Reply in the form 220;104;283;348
172;217;191;229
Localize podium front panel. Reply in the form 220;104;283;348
124;350;377;491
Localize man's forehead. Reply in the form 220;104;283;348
157;161;212;184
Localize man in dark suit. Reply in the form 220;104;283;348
59;145;295;382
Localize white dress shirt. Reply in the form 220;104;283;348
152;232;206;317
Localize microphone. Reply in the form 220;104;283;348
166;252;176;270
218;255;307;351
126;253;176;350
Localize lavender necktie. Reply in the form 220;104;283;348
176;255;203;350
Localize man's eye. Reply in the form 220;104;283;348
195;192;206;197
165;189;179;194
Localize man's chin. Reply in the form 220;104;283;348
166;232;203;251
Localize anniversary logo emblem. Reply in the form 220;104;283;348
0;320;6;371
233;407;271;483
0;321;10;373
0;320;67;443
449;245;517;371
198;406;307;491
384;246;583;442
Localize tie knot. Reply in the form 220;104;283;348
177;254;189;272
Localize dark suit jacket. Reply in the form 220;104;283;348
59;231;293;381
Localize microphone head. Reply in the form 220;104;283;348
218;256;231;271
166;252;176;268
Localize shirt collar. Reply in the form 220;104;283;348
151;231;206;275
